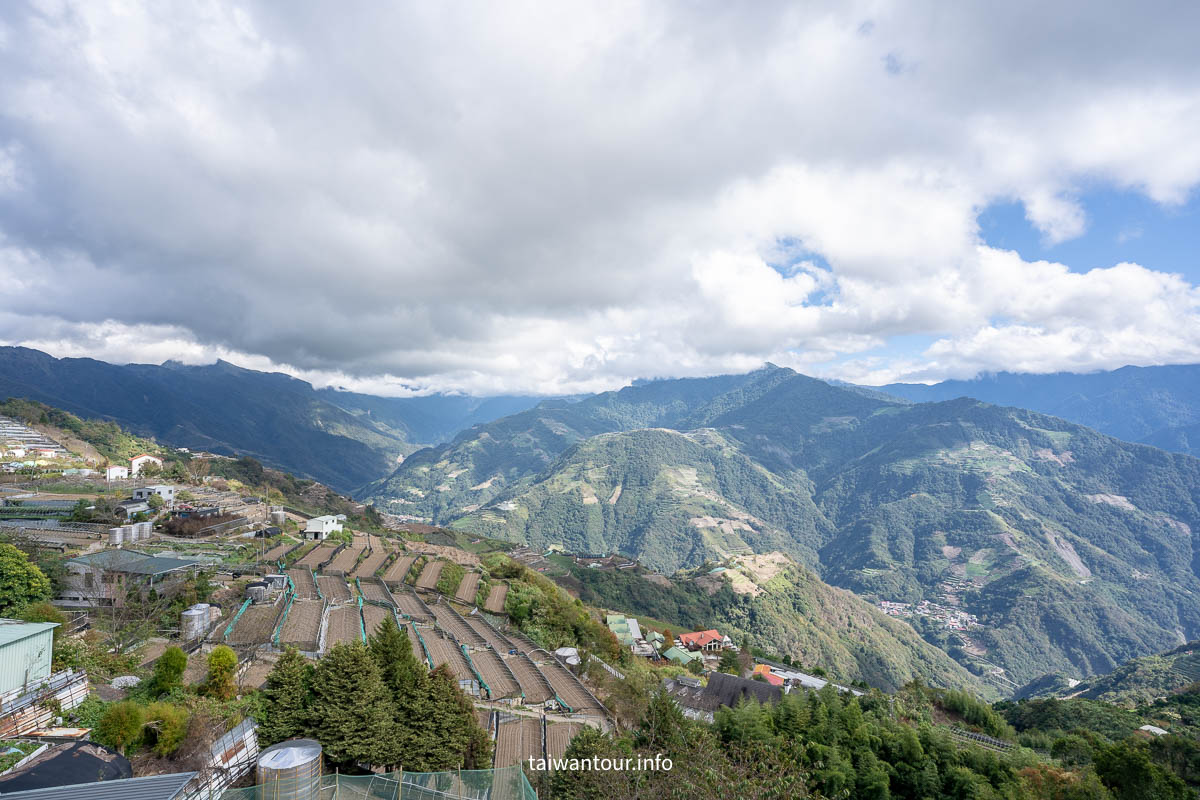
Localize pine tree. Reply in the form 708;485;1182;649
202;644;238;700
416;665;473;770
368;618;433;769
258;646;313;746
310;642;399;767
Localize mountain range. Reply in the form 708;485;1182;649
0;346;540;491
877;365;1200;456
363;365;1200;692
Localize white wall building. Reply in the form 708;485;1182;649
129;453;163;476
304;515;343;540
106;465;129;481
133;485;176;505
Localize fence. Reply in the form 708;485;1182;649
220;765;537;800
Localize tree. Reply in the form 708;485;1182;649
146;646;187;698
310;642;398;767
0;543;50;613
367;618;430;765
258;647;312;746
95;700;145;755
202;645;238;700
147;494;165;510
420;665;476;770
143;701;190;757
177;490;195;503
719;647;741;675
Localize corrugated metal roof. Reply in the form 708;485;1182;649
66;550;204;576
0;772;198;800
0;619;58;646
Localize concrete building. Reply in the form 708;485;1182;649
105;465;129;481
304;514;343;540
0;619;58;695
57;549;205;608
133;485;176;505
129;453;163;476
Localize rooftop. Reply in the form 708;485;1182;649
66;550;206;576
0;618;59;646
0;772;197;800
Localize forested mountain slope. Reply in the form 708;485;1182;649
365;365;1200;689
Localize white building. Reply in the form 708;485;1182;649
129;453;163;476
133;485;176;505
106;465;129;481
304;514;343;540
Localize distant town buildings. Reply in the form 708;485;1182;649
878;599;979;630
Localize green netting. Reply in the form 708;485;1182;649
221;765;537;800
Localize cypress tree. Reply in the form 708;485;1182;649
368;618;433;768
310;641;399;767
258;646;313;746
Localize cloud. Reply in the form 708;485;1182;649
1;1;1199;394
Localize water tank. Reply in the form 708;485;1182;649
270;510;286;526
207;605;222;624
246;581;269;603
136;521;152;540
256;738;322;800
108;527;125;545
182;604;209;640
265;574;287;591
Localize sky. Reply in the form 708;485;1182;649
1;1;1199;396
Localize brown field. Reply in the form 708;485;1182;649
264;542;294;561
327;545;363;574
404;623;429;664
422;631;475;683
538;659;605;714
358;578;394;605
494;717;542;768
393;587;434;622
362;603;394;638
455;572;481;603
286;568;319;599
545;722;583;762
226;602;280;646
183;650;209;684
431;603;488;647
508;655;555;704
317;576;351;603
277;599;323;651
238;656;278;691
477;709;493;735
507;631;541;656
463;614;515;653
351;548;390;578
484;583;508;614
296;543;338;569
324;605;363;650
415;559;444;590
382;554;416;585
470;648;521;699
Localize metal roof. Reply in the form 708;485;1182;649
0;619;58;647
66;550;204;576
0;771;197;800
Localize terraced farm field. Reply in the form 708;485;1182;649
484;584;508;614
351;548;390;578
264;542;294;561
464;614;515;653
422;631;475;683
287;568;319;599
545;722;583;761
431;604;487;647
470;648;520;699
327;546;363;574
393;588;434;622
238;657;277;690
317;576;351;603
277;599;323;651
325;605;363;649
296;544;337;569
507;631;541;656
415;559;444;590
404;623;429;664
508;655;555;704
226;602;281;646
538;659;605;714
362;603;395;637
358;578;394;606
382;555;416;586
455;572;481;603
494;717;542;768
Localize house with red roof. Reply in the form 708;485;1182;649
678;629;724;651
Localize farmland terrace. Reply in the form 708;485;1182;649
415;559;444;590
324;604;364;650
277;599;323;652
455;572;481;604
382;554;416;586
317;575;351;603
286;568;319;599
484;584;508;614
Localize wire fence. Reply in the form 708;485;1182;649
219;765;536;800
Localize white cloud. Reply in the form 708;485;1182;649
1;1;1199;394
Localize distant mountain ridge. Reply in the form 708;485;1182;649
876;364;1200;456
365;365;1200;692
0;346;541;491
